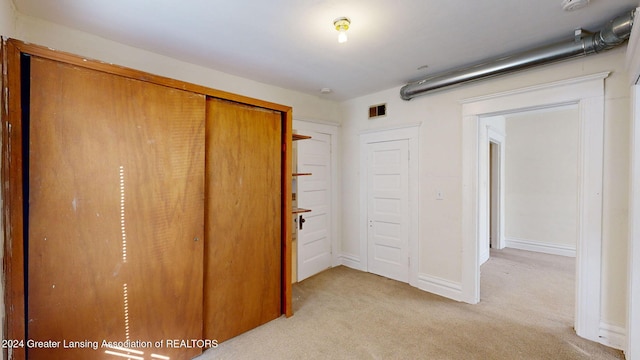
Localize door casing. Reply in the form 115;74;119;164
461;72;609;344
478;119;506;265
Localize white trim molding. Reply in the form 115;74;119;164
599;322;626;351
461;72;609;344
358;122;423;135
478;118;507;265
338;254;363;271
627;85;640;360
293;117;342;127
461;72;611;107
417;274;463;301
487;127;506;251
504;237;576;258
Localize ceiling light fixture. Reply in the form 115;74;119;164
334;17;351;43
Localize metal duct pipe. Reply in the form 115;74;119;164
400;9;636;100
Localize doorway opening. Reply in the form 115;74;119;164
489;140;500;250
480;106;581;347
296;129;333;282
479;117;506;265
462;72;609;343
292;119;340;283
481;105;580;265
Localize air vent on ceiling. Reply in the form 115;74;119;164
369;103;387;119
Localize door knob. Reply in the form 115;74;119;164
299;215;306;230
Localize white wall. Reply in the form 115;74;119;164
504;107;579;251
0;0;15;37
339;47;630;328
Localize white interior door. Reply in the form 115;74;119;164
297;131;332;281
367;139;409;283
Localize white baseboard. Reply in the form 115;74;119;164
417;274;463;302
504;237;576;257
599;322;626;350
338;255;464;303
338;254;363;271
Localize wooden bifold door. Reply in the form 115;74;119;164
2;40;292;360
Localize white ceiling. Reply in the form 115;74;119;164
12;0;640;101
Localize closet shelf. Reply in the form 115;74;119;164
292;134;312;141
292;207;312;214
293;173;312;177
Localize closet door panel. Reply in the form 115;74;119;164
28;57;205;360
204;98;282;343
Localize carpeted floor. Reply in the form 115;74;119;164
197;248;625;359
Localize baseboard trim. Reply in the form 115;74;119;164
598;322;626;350
417;274;463;302
338;254;363;271
504;237;576;257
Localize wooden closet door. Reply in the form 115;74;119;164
204;98;282;342
27;57;205;360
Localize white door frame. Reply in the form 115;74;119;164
461;72;609;343
488;127;506;251
293;119;340;267
626;15;640;357
360;124;420;287
479;121;506;264
628;85;640;360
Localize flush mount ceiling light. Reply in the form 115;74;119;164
334;17;351;43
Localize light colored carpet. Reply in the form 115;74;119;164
197;248;625;359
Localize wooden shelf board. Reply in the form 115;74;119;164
292;173;312;176
292;134;312;141
292;208;312;214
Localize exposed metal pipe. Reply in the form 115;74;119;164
400;9;636;100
